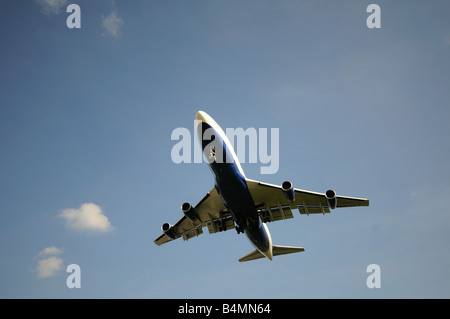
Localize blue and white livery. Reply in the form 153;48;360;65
154;111;369;262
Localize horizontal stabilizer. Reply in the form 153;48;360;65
239;250;264;262
238;245;305;262
273;245;305;256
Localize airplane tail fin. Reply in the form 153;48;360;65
238;245;305;262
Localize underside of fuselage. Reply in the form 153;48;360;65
196;112;273;259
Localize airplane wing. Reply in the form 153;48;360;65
154;187;235;246
245;179;369;222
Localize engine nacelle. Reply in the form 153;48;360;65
282;180;295;202
182;202;198;222
162;222;179;240
325;189;337;209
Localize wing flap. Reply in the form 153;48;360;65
297;204;330;215
206;213;235;234
258;204;294;223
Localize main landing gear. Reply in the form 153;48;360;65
235;225;244;234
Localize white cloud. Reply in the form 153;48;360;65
35;0;68;15
102;11;124;38
38;246;63;257
37;256;63;278
59;203;113;233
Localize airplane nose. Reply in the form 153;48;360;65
195;110;207;122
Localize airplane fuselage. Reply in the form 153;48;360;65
196;111;273;260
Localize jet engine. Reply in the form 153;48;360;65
182;202;198;222
325;189;337;209
162;222;179;240
282;180;295;202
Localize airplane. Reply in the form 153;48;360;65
154;111;369;262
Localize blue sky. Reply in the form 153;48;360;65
1;0;449;298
